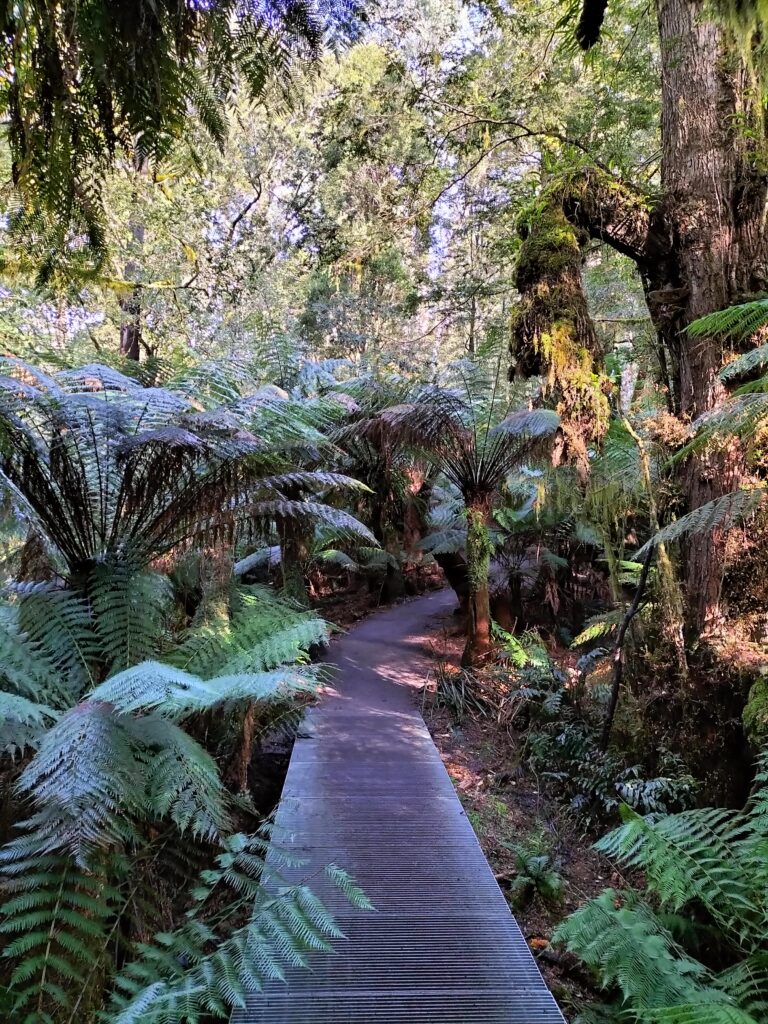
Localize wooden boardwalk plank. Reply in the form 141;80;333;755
234;591;566;1024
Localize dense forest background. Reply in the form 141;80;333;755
2;0;768;1021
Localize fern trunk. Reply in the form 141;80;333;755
277;515;311;607
462;496;493;667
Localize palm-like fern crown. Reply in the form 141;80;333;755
1;0;348;278
340;362;559;501
0;358;373;580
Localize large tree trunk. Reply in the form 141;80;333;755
651;0;767;633
511;201;609;480
555;0;768;636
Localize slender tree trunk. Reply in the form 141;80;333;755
462;496;493;666
601;546;653;750
119;282;143;361
120;159;147;361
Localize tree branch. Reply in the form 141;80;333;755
557;167;665;265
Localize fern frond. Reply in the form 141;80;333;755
14;702;145;863
0;602;65;704
0;692;59;757
594;807;757;940
172;585;329;677
717;954;768;1021
136;717;232;842
0;853;125;1020
637;489;766;558
107;829;368;1024
419;527;467;555
89;661;314;718
572;609;624;647
554;889;714;1009
688;300;768;345
12;582;96;694
90;564;172;675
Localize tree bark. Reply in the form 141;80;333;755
120;159;148;361
553;0;768;635
462;496;493;666
652;0;766;633
277;515;311;607
511;200;609;480
601;546;653;750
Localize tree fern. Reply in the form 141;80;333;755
555;754;768;1023
0;358;373;1020
89;661;313;719
106;831;372;1024
0;602;64;703
637;489;766;558
556;889;715;1009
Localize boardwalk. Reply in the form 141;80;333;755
235;590;566;1023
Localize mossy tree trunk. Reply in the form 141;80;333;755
511;201;609;480
523;0;768;635
462;494;493;667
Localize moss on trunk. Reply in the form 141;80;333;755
510;201;610;478
462;499;493;666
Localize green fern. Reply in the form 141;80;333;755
572;609;624;647
555;754;768;1023
0;853;126;1022
0;692;59;757
106;831;372;1024
90;564;173;676
688;299;768;347
556;889;715;1009
171;585;329;678
637;489;766;558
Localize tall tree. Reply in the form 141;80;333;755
525;0;768;635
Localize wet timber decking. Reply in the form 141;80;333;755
234;590;566;1024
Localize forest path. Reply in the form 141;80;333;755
234;590;566;1023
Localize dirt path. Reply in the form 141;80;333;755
234;591;566;1023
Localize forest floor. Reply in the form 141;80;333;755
421;606;613;1018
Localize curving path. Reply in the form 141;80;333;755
234;590;566;1023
